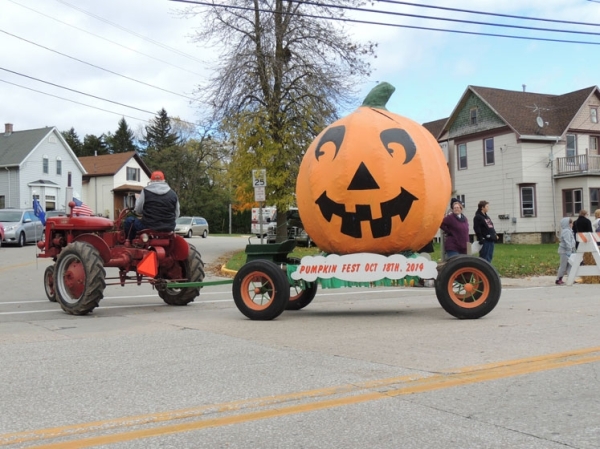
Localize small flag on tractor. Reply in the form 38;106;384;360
72;197;93;216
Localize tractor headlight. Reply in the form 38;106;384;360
140;233;150;243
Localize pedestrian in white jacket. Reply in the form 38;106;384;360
556;217;576;285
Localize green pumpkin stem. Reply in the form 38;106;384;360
361;82;395;110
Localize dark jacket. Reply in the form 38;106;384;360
573;215;592;234
473;210;497;243
134;181;180;232
440;213;469;254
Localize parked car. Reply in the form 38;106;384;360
266;208;313;246
45;210;66;218
0;222;4;248
0;209;45;246
175;216;209;238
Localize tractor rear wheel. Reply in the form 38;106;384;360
233;260;289;320
158;244;205;306
435;255;501;319
285;257;317;310
44;265;57;302
54;242;106;315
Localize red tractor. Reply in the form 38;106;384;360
37;202;205;315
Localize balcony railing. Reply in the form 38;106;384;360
555;154;600;176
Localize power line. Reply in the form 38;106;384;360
0;78;150;125
0;29;197;101
7;0;205;77
0;66;157;115
170;0;600;46
379;1;600;28
52;0;205;64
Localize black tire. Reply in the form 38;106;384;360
158;244;205;305
435;255;501;319
54;242;106;315
186;230;193;238
202;230;208;238
44;265;57;302
285;257;317;310
233;260;289;320
17;232;25;247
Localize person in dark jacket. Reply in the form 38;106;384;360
473;200;497;263
440;198;469;258
572;209;593;249
125;171;180;240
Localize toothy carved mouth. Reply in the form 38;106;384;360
315;189;418;238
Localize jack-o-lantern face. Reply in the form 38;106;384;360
296;82;451;255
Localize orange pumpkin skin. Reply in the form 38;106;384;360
296;87;451;255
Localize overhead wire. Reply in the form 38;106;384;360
171;0;600;45
0;29;197;101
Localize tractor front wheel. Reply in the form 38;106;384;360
158;244;205;306
435;255;501;319
233;260;289;320
44;265;57;302
54;242;106;315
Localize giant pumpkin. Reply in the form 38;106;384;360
296;82;451;255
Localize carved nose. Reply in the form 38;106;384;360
348;162;380;190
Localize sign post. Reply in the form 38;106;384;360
252;169;267;244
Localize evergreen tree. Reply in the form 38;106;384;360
61;128;83;156
143;108;179;153
105;118;138;154
81;134;109;157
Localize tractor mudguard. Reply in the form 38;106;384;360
73;233;111;264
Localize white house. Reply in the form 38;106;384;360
0;123;86;211
78;151;151;219
423;86;600;244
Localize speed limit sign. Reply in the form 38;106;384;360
252;169;267;187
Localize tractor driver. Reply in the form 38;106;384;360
124;170;180;240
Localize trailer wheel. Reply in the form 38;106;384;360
286;257;317;310
158;245;205;306
54;242;106;315
233;260;289;320
435;255;501;319
44;265;57;302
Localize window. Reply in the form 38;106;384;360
590;188;600;211
520;184;536;217
566;134;577;162
563;188;583;216
43;155;49;174
470;108;478;125
457;143;467;170
484;138;495;165
56;157;62;175
455;194;466;209
591;136;599;156
591;108;598;124
126;167;140;181
0;195;4;208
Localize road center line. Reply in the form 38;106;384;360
4;346;600;449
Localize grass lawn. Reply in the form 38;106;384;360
224;242;560;278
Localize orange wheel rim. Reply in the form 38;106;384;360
447;267;489;308
240;272;276;311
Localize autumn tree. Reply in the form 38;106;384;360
183;0;375;240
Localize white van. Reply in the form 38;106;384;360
251;207;276;237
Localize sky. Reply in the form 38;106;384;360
2;0;600;140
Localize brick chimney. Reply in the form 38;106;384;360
4;123;13;136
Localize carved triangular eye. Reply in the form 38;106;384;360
348;162;379;190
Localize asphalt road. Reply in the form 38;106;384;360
1;236;599;449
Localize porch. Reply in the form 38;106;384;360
555;154;600;176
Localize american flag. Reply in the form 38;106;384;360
72;197;93;216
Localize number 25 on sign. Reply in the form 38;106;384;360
252;169;267;187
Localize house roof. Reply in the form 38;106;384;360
79;151;151;177
422;118;448;140
0;127;54;166
444;85;599;140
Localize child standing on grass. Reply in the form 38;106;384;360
556;217;576;285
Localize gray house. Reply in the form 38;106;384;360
0;123;86;211
424;86;600;244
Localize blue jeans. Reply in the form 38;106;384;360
479;240;494;263
124;216;145;240
445;250;460;258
